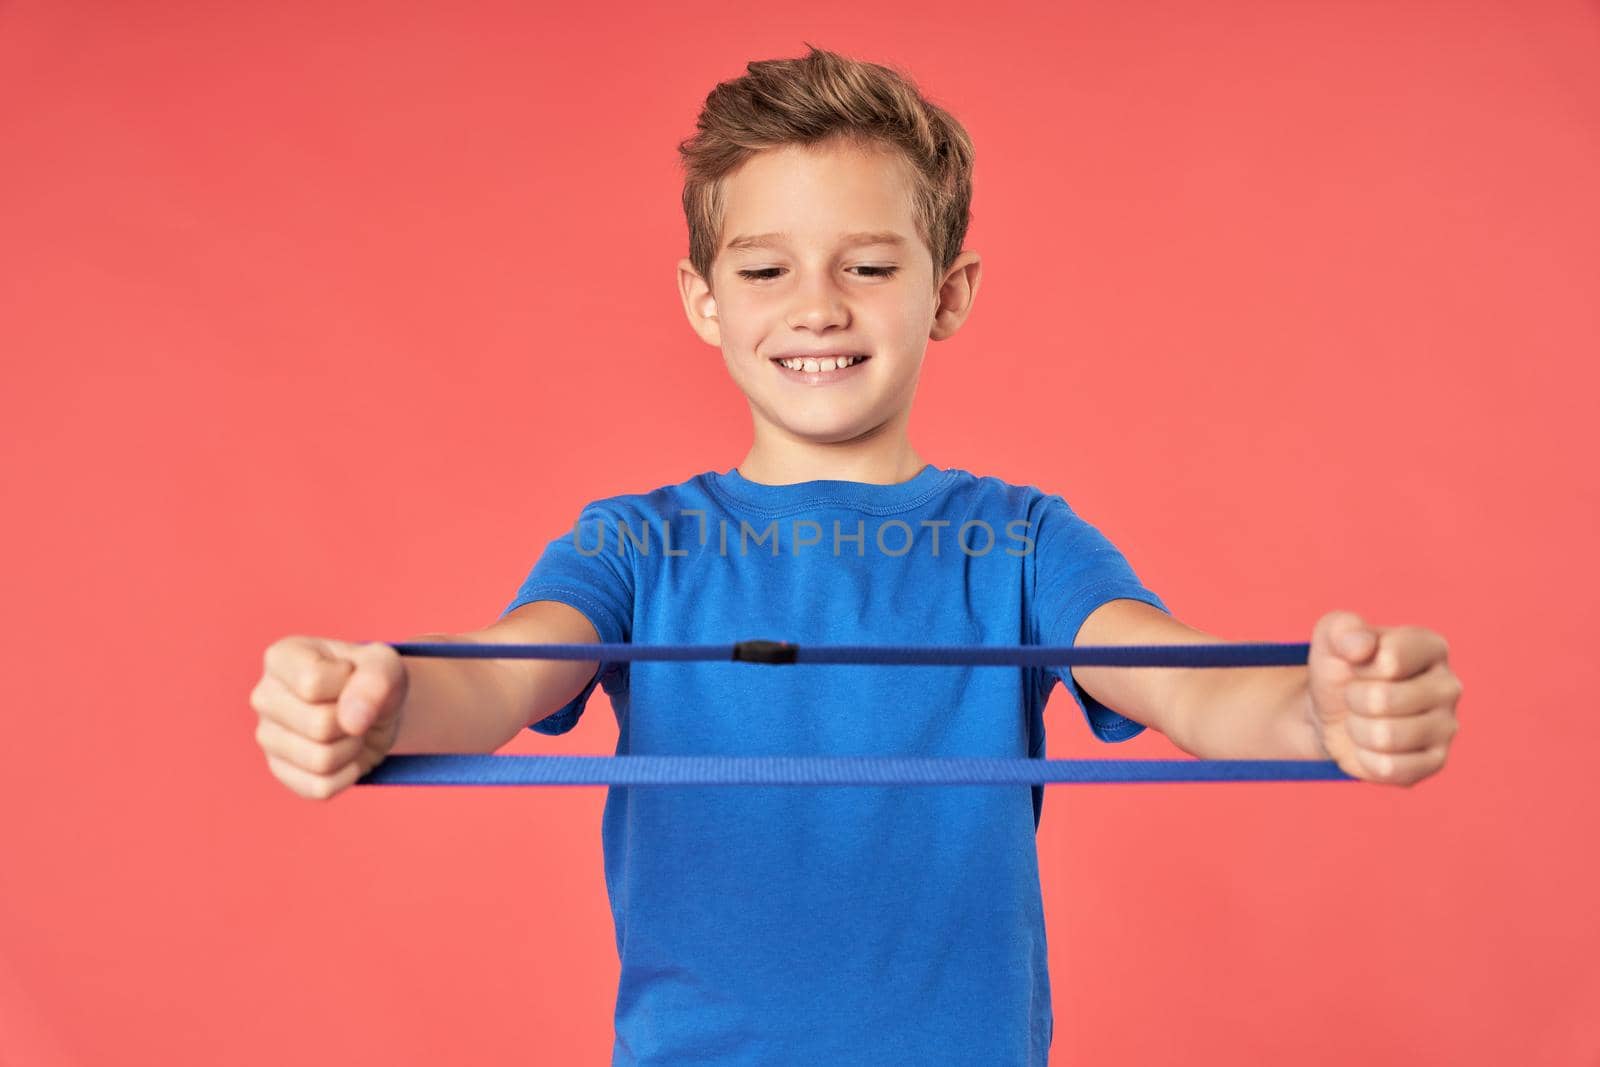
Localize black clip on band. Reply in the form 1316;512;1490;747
731;639;799;665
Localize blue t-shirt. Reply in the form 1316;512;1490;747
500;463;1168;1067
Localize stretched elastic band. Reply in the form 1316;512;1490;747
359;754;1351;786
354;640;1350;787
384;639;1312;668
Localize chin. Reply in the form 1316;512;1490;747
793;417;888;446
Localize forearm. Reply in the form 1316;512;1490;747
389;632;532;754
1170;666;1327;760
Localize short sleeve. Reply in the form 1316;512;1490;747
1032;494;1170;743
499;501;635;735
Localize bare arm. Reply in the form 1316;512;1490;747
1072;598;1323;759
390;600;604;754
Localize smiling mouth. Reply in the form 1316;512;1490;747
770;355;870;373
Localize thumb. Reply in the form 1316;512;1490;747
1317;610;1377;665
329;640;405;736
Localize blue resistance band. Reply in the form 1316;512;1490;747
356;639;1354;787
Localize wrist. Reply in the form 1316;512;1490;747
1292;682;1332;760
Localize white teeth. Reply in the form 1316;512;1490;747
779;355;863;372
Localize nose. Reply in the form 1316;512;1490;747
785;273;851;332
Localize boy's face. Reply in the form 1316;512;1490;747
678;140;980;452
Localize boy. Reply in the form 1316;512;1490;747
251;44;1461;1066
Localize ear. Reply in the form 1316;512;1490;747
678;258;721;347
929;250;982;342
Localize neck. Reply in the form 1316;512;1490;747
736;435;926;487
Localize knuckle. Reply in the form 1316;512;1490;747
266;756;304;796
251;673;286;713
1372;721;1394;751
309;745;344;776
265;637;302;677
296;666;325;700
310;710;342;742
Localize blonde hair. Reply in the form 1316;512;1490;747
677;43;975;294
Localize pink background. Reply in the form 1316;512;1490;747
2;2;1596;1063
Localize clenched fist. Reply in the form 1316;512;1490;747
1306;611;1462;787
251;636;408;800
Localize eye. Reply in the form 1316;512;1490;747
735;266;900;282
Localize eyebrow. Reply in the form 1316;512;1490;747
722;230;909;253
